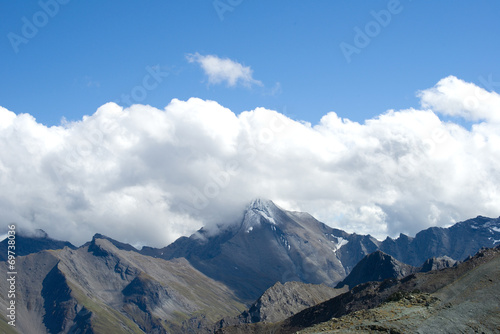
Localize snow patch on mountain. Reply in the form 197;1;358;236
243;198;279;229
335;237;349;251
258;210;277;225
330;235;349;251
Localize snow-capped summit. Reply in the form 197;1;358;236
243;198;281;230
248;198;275;209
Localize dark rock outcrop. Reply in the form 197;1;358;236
420;255;457;272
335;250;417;289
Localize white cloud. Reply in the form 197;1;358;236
1;77;500;247
418;75;500;122
187;53;262;87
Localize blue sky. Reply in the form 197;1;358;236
2;0;499;126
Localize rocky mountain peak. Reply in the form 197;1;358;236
247;198;280;217
335;250;417;289
91;233;138;252
248;198;276;209
420;255;457;272
242;198;281;230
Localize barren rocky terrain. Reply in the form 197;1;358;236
217;246;500;334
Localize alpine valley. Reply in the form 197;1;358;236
1;199;500;333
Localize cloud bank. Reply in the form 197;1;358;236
187;53;262;87
1;76;499;247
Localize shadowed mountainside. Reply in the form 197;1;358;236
335;250;418;289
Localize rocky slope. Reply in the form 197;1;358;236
216;281;347;329
299;247;500;333
216;245;500;334
0;235;245;334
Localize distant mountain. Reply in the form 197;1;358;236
335;250;417;289
379;215;500;266
0;229;75;261
142;199;379;301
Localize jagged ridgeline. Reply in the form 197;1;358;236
1;199;499;333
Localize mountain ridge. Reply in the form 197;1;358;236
3;200;500;303
141;199;376;301
1;200;500;333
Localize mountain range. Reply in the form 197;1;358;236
1;198;499;333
